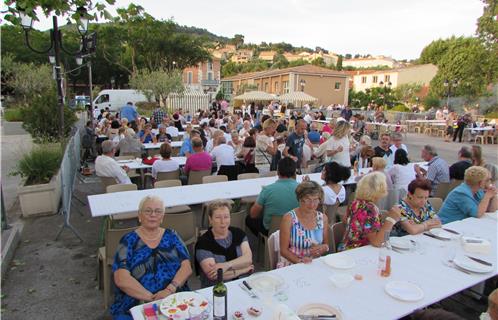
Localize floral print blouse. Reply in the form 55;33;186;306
339;199;382;251
392;199;436;236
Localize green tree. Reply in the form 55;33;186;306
221;61;241;77
2;56;54;106
311;57;326;67
3;0;114;25
392;83;423;104
272;53;289;69
288;59;308;67
336;55;343;71
476;0;498;49
21;89;78;141
231;34;245;48
129;69;184;107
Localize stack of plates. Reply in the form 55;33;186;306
389;237;413;251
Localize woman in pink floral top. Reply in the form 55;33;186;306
339;172;401;251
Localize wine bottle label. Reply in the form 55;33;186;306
213;296;226;317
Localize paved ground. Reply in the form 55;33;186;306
1;129;495;320
1;121;34;218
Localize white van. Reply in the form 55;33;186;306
92;89;150;111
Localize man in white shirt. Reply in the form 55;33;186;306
95;140;132;184
389;132;408;155
303;112;313;125
166;123;179;137
210;136;236;180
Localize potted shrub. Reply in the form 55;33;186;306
11;144;63;217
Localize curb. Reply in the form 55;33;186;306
1;222;24;279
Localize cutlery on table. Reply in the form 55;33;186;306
465;255;493;266
240;280;258;298
423;232;450;241
442;228;460;235
391;247;406;254
444;259;472;275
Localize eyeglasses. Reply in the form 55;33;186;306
142;208;165;216
302;198;321;204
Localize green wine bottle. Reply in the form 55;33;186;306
213;268;227;320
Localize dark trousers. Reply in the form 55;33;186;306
453;123;466;142
218;165;237;181
245;215;268;237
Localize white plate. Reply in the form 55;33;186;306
297;303;343;320
323;254;356;269
247;273;286;293
159;291;209;318
385;281;424;302
453;256;494;273
389;237;412;250
329;273;354;288
429;228;459;240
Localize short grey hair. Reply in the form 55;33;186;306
459;146;472;159
138;195;164;213
423;145;438;156
102;140;115;153
217;136;226;144
391;132;403;140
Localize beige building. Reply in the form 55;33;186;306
352;64;438;92
343;55;399;68
230;49;254;64
258;50;277;62
221;65;349;106
282;51;338;66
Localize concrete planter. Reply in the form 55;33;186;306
17;170;62;217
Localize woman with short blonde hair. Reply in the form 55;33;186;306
438;166;497;223
339;172;401;251
314;121;352;167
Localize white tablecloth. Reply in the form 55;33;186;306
143;141;183;149
129;217;497;320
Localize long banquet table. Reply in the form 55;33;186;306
88;171;368;218
130;216;497;320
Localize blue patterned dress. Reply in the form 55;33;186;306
287;210;324;258
111;229;190;319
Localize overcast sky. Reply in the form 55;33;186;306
6;0;484;60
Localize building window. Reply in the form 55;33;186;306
372;76;378;83
385;75;390;82
274;82;279;93
361;76;367;84
207;61;213;71
187;71;193;84
207;72;213;81
264;82;269;91
334;82;341;90
283;81;289;93
257;83;260;90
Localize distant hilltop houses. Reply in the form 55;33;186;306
180;43;436;103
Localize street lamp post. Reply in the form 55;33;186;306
444;79;458;109
18;7;91;145
299;79;306;92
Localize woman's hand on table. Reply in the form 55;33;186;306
207;262;230;280
153;288;174;300
309;244;328;258
426;218;441;229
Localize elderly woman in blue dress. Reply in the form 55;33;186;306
111;195;192;320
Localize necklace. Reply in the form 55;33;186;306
138;228;162;241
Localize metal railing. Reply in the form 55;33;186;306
55;115;85;241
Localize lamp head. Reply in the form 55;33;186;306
18;9;34;30
76;7;89;35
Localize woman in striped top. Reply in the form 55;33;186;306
279;180;329;265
